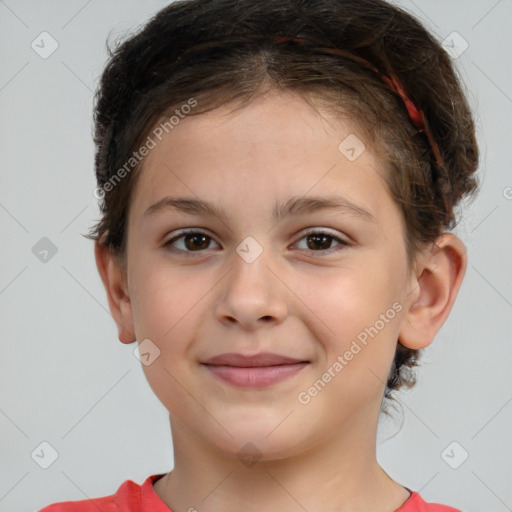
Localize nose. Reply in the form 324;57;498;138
214;248;288;331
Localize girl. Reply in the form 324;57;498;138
41;0;479;510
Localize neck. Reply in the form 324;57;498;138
153;400;411;512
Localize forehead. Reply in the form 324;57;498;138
129;90;393;223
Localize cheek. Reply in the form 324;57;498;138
128;255;222;384
291;256;405;384
128;261;206;412
128;250;206;340
298;261;401;336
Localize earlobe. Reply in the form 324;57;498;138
94;241;136;344
398;233;467;350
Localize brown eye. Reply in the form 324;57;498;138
164;230;219;253
305;233;335;250
183;233;210;250
293;229;349;255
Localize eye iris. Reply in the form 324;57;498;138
307;234;332;250
185;234;210;250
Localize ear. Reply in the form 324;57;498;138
399;233;467;350
94;241;136;344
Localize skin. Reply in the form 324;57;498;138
96;89;467;512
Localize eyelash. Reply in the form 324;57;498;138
163;228;350;256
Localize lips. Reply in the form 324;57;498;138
201;352;310;388
202;352;308;367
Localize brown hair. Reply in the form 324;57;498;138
86;0;479;416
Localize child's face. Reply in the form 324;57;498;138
118;90;419;458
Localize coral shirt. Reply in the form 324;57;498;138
38;473;462;512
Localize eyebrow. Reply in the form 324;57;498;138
143;194;376;224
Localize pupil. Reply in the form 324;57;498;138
307;234;331;250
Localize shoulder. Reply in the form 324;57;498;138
38;491;117;512
397;490;463;512
37;474;167;512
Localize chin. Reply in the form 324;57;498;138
204;420;313;465
216;438;303;465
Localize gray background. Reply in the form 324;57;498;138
0;1;511;511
